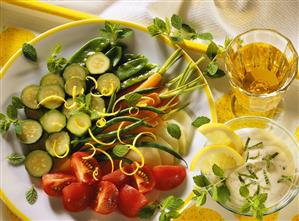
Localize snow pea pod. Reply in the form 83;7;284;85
116;58;148;81
69;37;110;64
121;64;159;89
124;53;146;62
105;46;122;67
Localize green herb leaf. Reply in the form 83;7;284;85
193;175;210;187
25;186;38;205
138;204;158;219
125;93;142;106
197;32;213;41
239;185;249;198
212;164;224;177
211;185;218;201
194;192;207;206
205;61;218;76
12;96;24;109
206;41;219;60
240;202;251;213
113;144;129;157
14;121;22;136
181;24;196;34
161;196;184;211
209;69;225;78
0;113;6;120
192;116;210;128
22;43;37;61
171;14;183;29
217;185;230;204
257;193;268;204
100;21;133;43
47;44;67;73
6;153;25;165
166;123;181;139
6;104;17;120
154;18;167;32
118;28;134;39
147;24;161;37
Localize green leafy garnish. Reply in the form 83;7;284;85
192;116;210;128
138;196;184;221
125;93;142;107
113;144;129;157
6;153;25;165
166;123;181;139
22;43;37;61
25;186;38;205
262;152;279;169
192;164;230;207
248;142;264;150
99;21;133;44
47;44;67;74
277;175;294;184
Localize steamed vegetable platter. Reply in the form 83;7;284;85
1;22;206;218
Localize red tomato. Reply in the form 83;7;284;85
42;173;77;197
91;181;119;214
102;169;129;187
99;160;120;176
70;152;101;184
132;165;155;193
62;182;95;212
152;165;186;191
118;184;148;217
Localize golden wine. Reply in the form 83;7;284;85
230;43;289;94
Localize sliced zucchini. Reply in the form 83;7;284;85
90;96;105;112
25;150;53;177
21;85;40;109
37;85;65;109
97;73;120;96
40;73;64;87
24;107;46;121
86;52;110;74
45;131;70;157
40;109;66;133
64;77;86;96
17;120;43;144
67;112;91;136
63;63;87;81
27;132;48;151
63;98;79;118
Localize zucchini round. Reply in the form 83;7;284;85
17;120;43;144
67;112;91;136
45;131;70;157
24;107;46;121
21;84;40;109
63;63;87;81
86;52;110;74
40;109;66;133
25;150;53;177
64;77;86;96
40;73;64;87
97;73;120;96
27;132;48;151
63;98;79;118
37;85;65;109
90;96;105;113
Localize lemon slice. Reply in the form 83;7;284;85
198;123;244;154
190;144;245;173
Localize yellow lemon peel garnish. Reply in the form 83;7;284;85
38;95;66;107
88;128;116;146
52;140;70;159
117;122;127;144
96;117;107;128
100;83;115;96
119;145;145;176
92;167;100;181
129;107;140;116
86;76;98;89
132;131;156;147
136;96;155;107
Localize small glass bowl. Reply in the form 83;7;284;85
220;116;299;217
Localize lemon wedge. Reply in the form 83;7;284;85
190;144;245;173
198;123;244;154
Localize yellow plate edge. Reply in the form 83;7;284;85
0;18;217;220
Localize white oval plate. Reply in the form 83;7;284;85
0;19;216;221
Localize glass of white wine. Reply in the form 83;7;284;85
225;29;298;112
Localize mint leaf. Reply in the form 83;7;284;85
166;123;181;139
14;121;22;136
6;104;17;120
171;14;182;29
192;116;210;128
240;202;251;213
25;186;38;205
12;96;24;109
206;41;219;60
161;196;184;211
138;204;158;219
100;21;133;42
212;164;224;177
211;185;218;201
224;36;233;48
197;32;213;41
22;43;37;61
193;175;210;187
194;192;207;206
239;185;249;198
154;18;167;32
205;61;218;76
113;144;129;157
125;93;142;107
47;44;67;73
6;153;25;165
147;24;161;37
217;185;230;204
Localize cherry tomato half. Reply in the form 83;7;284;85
132;164;155;193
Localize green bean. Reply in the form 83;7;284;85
69;37;110;64
133;87;159;94
118;106;165;116
105;46;122;67
107;91;116;113
116;58;148;81
121;65;159;89
92;116;153;133
137;141;188;167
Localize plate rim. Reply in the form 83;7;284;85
0;18;217;221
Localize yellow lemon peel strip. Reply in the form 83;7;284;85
86;76;98;89
52;140;70;159
96;117;107;128
119;145;145;176
136;96;155;107
88;128;116;146
132;131;156;147
117;122;126;144
38;95;66;107
129;107;140;116
92;167;100;181
101;83;115;96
